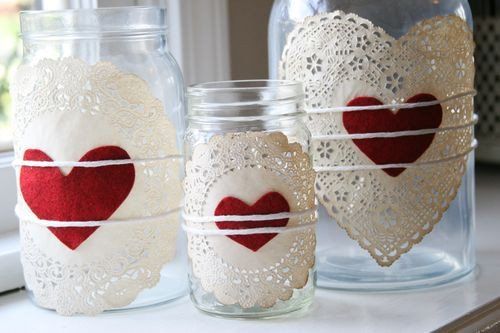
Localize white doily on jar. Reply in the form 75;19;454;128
184;132;316;308
11;58;182;315
280;12;475;266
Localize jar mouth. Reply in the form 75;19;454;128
187;80;304;120
20;6;167;38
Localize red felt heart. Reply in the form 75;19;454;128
20;146;135;250
214;192;290;252
343;94;443;177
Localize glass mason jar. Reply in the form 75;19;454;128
13;7;186;315
184;80;316;318
269;0;476;290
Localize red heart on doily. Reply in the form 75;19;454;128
20;146;135;250
214;192;290;252
343;93;443;177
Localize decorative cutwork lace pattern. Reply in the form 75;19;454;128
280;13;475;266
12;58;182;315
184;132;316;308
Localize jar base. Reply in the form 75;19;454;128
192;297;314;319
316;246;474;291
27;268;188;315
189;269;315;319
113;271;187;312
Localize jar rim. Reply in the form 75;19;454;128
187;80;304;120
189;79;301;92
20;6;167;38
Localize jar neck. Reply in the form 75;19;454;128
22;34;168;62
188;114;303;133
187;80;305;133
20;7;170;59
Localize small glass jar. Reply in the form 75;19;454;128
269;0;476;290
13;7;186;315
184;80;316;318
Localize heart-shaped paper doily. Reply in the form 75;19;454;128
343;94;443;177
280;12;475;265
20;146;135;250
215;192;290;251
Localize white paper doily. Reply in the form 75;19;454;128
184;132;316;308
11;58;182;315
280;13;475;266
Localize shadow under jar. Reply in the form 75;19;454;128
269;0;476;291
14;7;186;315
183;80;317;318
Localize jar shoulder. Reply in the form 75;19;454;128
270;0;472;26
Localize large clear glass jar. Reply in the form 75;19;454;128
14;7;186;315
269;0;476;290
184;80;316;318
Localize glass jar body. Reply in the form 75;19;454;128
16;8;186;314
269;0;476;290
184;80;316;318
185;120;315;317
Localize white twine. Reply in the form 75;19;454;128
182;208;317;236
304;90;476;114
12;155;183;168
314;140;477;172
182;222;316;236
15;205;181;227
182;208;316;223
312;114;478;141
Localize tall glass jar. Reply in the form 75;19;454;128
12;7;186;315
184;80;317;318
269;0;476;290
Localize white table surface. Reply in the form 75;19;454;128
1;164;499;333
